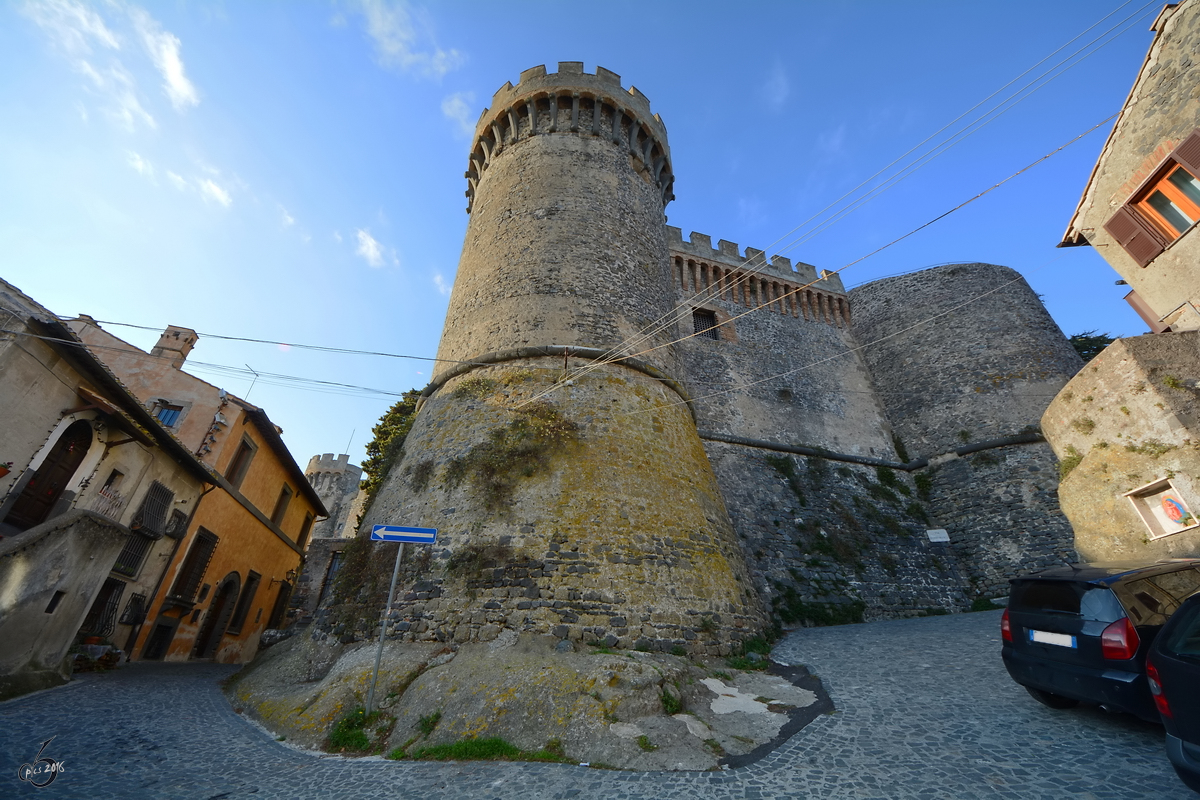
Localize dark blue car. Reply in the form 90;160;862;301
1148;591;1200;793
1001;560;1200;722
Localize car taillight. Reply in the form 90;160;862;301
1100;617;1140;660
1001;608;1012;643
1145;657;1173;718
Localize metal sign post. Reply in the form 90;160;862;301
364;526;438;716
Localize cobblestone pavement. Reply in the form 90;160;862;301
1;610;1191;799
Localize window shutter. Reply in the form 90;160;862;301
1173;129;1200;176
1104;206;1165;267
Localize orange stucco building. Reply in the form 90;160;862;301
68;318;327;663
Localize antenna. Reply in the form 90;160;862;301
245;364;259;399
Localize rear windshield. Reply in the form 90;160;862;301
1009;581;1125;622
1160;602;1200;658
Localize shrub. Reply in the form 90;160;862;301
1058;446;1082;481
661;688;682;715
328;707;375;752
913;473;933;501
417;710;441;737
444;400;578;510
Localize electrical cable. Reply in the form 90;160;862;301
548;0;1154;384
514;111;1117;411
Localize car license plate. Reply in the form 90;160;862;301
1029;629;1076;648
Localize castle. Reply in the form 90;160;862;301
320;64;1082;654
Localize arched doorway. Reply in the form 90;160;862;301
192;572;240;660
4;419;94;531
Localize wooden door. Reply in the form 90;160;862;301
192;573;240;660
5;419;93;531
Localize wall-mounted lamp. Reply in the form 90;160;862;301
270;568;298;587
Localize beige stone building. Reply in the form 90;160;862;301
0;280;212;698
1048;0;1200;560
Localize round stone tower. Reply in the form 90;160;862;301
850;263;1083;596
360;63;763;653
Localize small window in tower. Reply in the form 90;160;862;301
693;309;719;340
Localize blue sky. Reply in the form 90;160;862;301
0;0;1162;472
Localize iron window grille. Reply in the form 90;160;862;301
79;577;125;637
117;592;148;626
131;481;174;537
114;481;175;578
693;308;719;340
226;571;261;636
165;509;188;539
112;534;153;578
169;529;218;604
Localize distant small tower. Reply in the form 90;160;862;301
362;63;764;652
304;453;363;540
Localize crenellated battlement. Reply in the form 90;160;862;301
465;63;674;214
305;453;353;474
666;226;845;294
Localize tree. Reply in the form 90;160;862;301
359;390;421;507
1068;330;1115;363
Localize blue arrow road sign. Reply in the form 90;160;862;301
370;525;438;544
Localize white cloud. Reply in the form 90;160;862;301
103;61;156;130
166;170;186;189
433;273;449;295
22;0;120;56
280;206;295;227
199;178;231;206
24;2;166;131
760;61;789;112
356;0;463;78
441;91;475;137
128;6;199;111
333;230;343;243
126;150;153;177
355;228;384;267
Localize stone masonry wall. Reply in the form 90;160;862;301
851;263;1082;596
343;363;763;655
1066;1;1200;326
705;443;968;623
1043;330;1200;562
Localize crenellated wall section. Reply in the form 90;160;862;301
667;228;850;328
465;63;675;213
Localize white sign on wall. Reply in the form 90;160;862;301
926;529;950;543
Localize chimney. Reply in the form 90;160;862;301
150;325;198;369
